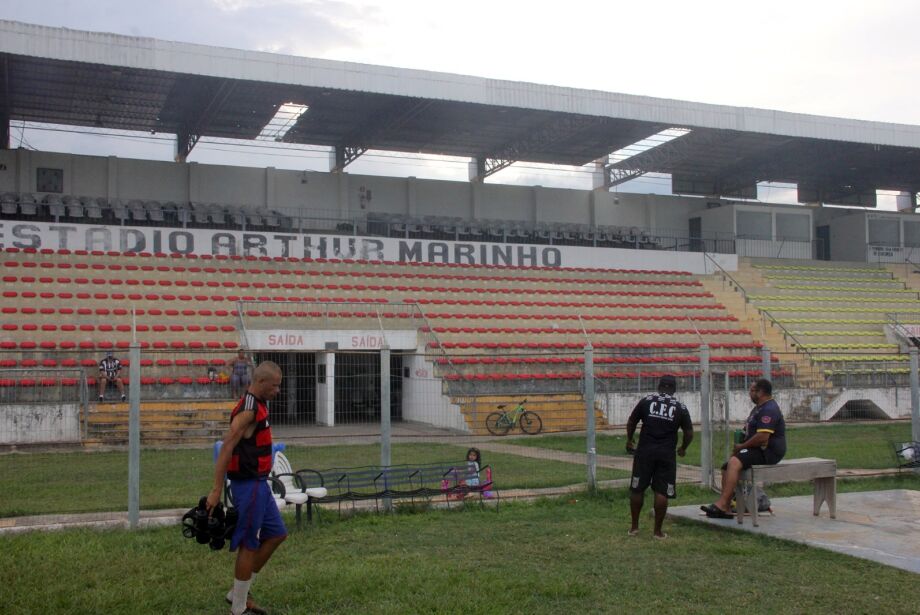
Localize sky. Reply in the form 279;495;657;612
2;0;919;206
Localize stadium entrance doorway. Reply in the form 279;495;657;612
333;352;404;424
253;351;316;425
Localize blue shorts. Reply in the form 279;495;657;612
228;479;287;551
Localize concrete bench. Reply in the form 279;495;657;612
735;457;836;527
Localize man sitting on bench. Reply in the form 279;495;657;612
702;378;786;519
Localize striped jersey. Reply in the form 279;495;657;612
227;392;273;480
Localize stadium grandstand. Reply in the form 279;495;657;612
3;19;920;449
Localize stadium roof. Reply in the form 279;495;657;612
2;19;919;205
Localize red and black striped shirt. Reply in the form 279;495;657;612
227;392;273;480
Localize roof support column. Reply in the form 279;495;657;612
591;159;607;190
468;157;486;183
265;167;276;209
896;191;917;212
175;129;199;163
106;156;118;202
0;111;8;150
331;145;367;172
0;56;9;150
407;176;418;216
470;180;483;219
336;171;349;219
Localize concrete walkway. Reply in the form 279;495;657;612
670;490;920;575
474;441;703;482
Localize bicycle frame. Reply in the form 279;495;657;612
497;402;527;428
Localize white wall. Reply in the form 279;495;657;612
0;403;82;444
478;183;535;221
826;210;867;262
120;158;188;202
415;178;471;218
693;202;734;235
18;148;920;264
0;149;755;237
401;354;467;431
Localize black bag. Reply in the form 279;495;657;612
181;496;237;551
733;484;772;513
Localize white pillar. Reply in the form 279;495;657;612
265;166;276;209
591;159;606;191
106;156;118;202
316;352;336;426
470;180;483;220
16;148;30;194
407;176;417;216
337;172;349;219
187;162;200;204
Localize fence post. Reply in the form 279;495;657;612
700;344;711;489
128;341;141;530
761;347;772;382
80;371;88;441
380;344;392;510
911;347;919;444
723;371;731;462
381;344;391;466
584;343;596;492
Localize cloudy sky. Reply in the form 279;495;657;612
2;0;918;203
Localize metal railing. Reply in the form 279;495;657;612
702;250;815;364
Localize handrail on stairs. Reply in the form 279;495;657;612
886;312;920;350
701;251;816;365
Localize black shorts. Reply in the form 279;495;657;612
721;447;783;471
630;449;677;498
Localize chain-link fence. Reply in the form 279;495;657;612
2;342;919;526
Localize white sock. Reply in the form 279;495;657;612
227;572;256;603
230;577;252;615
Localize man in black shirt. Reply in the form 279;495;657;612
702;378;786;518
626;374;693;539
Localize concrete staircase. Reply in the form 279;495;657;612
700;260;824;389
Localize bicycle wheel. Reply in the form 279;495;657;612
519;411;543;435
485;412;512;436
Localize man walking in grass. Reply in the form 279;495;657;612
207;361;285;615
626;374;693;539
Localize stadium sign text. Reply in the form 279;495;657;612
0;221;733;273
0;222;561;267
249;329;418;351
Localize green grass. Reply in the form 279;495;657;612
507;422;916;469
2;477;919;614
2;422;911;518
0;443;628;518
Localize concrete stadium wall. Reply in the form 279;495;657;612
822;210;868;262
401;354;467;431
604;389;813;425
820;388;913;421
0;149;732;234
0;403;82;444
21;148;920;261
604;387;912;426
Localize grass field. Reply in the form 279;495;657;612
2;477;919;614
0;442;629;518
3;421;915;518
507;422;916;469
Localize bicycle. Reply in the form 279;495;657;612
485;399;543;436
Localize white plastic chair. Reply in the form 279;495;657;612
272;451;328;527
